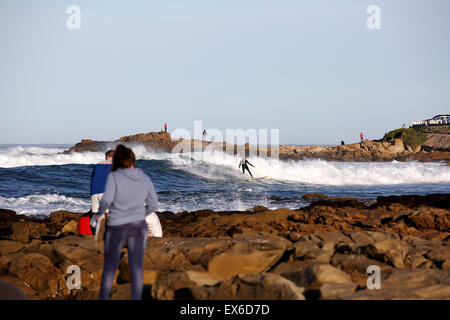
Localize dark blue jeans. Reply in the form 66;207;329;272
99;220;147;300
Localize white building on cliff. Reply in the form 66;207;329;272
412;114;450;127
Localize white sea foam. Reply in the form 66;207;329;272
168;150;450;186
2;145;450;186
0;145;166;168
0;194;91;216
0;146;104;168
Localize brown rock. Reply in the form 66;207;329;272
283;263;354;289
0;209;16;237
320;282;357;300
350;269;450;299
363;239;410;268
207;234;288;278
301;193;328;201
2;253;63;296
190;273;305;300
151;270;221;300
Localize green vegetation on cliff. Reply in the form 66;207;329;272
382;128;427;150
416;125;450;135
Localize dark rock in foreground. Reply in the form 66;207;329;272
0;193;449;300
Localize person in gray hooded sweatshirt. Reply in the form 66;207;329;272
98;144;159;300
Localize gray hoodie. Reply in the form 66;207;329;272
99;168;159;226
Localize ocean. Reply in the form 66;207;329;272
1;144;450;217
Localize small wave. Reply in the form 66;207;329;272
0;145;167;168
0;194;90;216
168;150;450;186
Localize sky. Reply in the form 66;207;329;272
0;0;449;145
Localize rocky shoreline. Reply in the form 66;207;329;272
65;131;450;163
0;193;449;300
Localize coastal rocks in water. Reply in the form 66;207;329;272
279;139;409;162
65;129;450;162
67;132;175;153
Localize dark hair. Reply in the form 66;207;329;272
105;150;114;159
111;145;135;172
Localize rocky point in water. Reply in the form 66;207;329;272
66;130;450;163
0;193;449;300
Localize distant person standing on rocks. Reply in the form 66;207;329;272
89;150;114;232
203;129;207;140
98;145;159;300
164;123;167;132
360;132;364;142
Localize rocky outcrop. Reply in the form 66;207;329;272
421;134;450;152
65;129;450;163
67;132;176;153
0;193;449;300
277;139;412;162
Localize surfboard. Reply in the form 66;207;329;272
252;176;267;180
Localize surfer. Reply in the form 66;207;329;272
239;157;255;178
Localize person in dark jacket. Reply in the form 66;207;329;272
89;150;114;230
239;157;255;178
98;145;159;300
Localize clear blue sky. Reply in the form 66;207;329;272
1;0;449;145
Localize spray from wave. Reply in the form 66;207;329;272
1;145;450;185
0;194;91;216
0;145;166;168
168;150;450;186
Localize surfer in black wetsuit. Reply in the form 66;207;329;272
239;157;255;178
